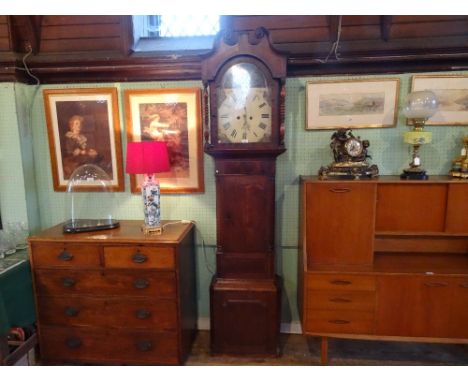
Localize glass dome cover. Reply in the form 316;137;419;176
63;164;120;233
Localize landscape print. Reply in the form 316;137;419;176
432;89;468;111
319;92;385;116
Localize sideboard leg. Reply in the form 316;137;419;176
320;336;328;365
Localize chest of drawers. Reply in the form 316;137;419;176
28;220;197;365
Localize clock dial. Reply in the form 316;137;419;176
216;62;272;144
345;138;363;157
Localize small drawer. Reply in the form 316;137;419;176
304;310;375;335
307;290;375;312
34;269;177;298
37;296;178;331
30;243;100;268
39;326;179;365
104;246;175;270
306;273;376;291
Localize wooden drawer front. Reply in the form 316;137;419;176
445;183;468;234
31;244;100;268
40;326;179;365
37;296;178;330
304;310;375;335
306;274;376;291
34;270;177;298
104;246;175;270
307;290;375;312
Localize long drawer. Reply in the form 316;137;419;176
304;310;375;335
307;290;375;312
37;296;178;330
39;325;179;365
34;269;177;298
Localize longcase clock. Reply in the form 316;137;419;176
202;28;287;355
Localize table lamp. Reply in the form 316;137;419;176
126;141;170;234
400;90;438;180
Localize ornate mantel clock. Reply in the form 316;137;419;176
202;27;286;355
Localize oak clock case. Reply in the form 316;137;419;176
202;28;286;356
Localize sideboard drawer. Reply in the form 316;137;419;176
304;310;375;335
34;269;177;298
31;244;100;268
104;246;175;270
38;296;178;330
307;290;375;312
40;326;179;365
306;274;376;292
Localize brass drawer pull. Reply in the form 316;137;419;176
136;340;153;352
65;307;79;317
329;188;351;193
136;309;152;319
62;277;76;287
58;250;73;261
329;297;352;303
132;252;148;264
424;282;449;288
328;319;350;325
330;280;352;286
65;337;82;349
133;279;150;289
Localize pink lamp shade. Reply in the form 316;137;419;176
126;141;170;175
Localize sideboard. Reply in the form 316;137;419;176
299;176;468;364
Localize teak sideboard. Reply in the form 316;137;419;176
28;220;197;365
299;176;468;365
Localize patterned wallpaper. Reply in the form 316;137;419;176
1;70;467;323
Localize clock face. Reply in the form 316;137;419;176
217;62;272;144
344;138;363;157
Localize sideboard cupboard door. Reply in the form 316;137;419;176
445;184;468;234
305;182;376;267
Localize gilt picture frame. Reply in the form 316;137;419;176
411;75;468;126
306;78;400;130
43;88;124;192
124;88;204;194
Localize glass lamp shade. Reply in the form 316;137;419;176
402;90;439;119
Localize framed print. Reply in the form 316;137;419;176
411;75;468;125
43;88;124;192
306;78;400;130
124;88;204;194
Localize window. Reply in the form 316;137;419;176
133;15;222;53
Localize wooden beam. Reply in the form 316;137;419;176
381;16;393;41
14;16;42;53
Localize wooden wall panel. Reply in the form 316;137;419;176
0;16;10;51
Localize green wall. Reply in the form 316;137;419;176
1;71;467;326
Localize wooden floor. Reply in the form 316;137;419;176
186;331;468;366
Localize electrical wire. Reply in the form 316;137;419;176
318;15;343;64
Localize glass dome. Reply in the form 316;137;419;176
63;164;120;233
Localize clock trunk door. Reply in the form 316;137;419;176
216;173;275;278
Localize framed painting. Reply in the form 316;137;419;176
124;88;204;194
306;78;400;130
43;88;124;192
411;75;468;125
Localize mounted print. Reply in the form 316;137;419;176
411;75;468;125
306;78;400;130
124;88;204;194
43;88;124;192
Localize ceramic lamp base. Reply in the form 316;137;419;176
141;174;162;233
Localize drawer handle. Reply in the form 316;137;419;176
424;282;449;288
330;280;352;286
58;250;73;261
136;309;152;319
136;340;153;352
62;277;76;287
65;337;82;349
460;283;468;289
329;297;352;303
133;278;150;289
132;252;148;264
65;307;80;317
328;319;350;325
329;188;351;193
